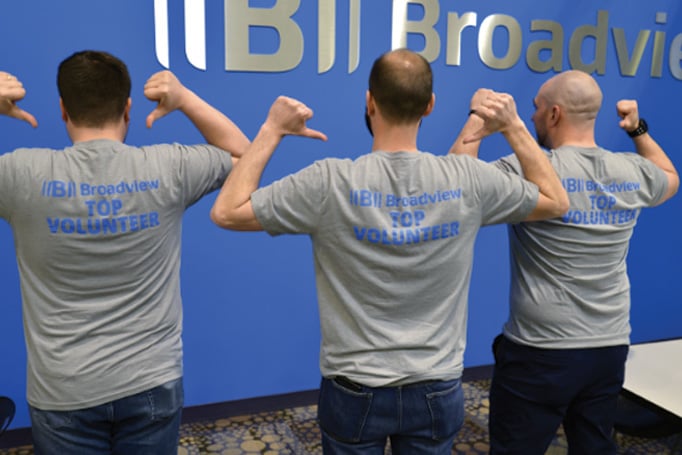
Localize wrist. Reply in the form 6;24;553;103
466;111;484;124
177;88;199;112
260;121;287;140
627;118;648;138
500;118;527;137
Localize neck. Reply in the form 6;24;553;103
550;136;598;149
67;121;127;144
71;131;124;143
371;122;421;153
549;123;597;149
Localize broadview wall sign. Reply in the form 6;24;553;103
154;0;682;78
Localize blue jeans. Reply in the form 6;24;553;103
29;377;183;455
489;335;628;455
317;376;464;454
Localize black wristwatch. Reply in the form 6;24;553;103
627;118;648;138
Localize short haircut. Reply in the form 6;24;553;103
368;49;433;124
57;50;131;127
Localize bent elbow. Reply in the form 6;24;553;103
526;193;569;222
546;199;570;219
556;195;570;217
669;174;680;197
656;173;681;206
210;206;233;229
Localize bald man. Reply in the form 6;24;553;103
452;71;678;454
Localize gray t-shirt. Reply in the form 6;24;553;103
495;146;668;349
0;139;232;410
252;151;538;387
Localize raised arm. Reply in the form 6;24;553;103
0;72;37;127
617;100;679;205
144;70;249;162
210;96;327;231
448;88;491;157
464;90;569;221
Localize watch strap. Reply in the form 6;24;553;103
627;118;648;138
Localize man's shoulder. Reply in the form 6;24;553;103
136;142;232;162
305;155;354;170
1;146;61;161
139;142;222;152
555;145;644;166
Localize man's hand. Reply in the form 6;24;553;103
210;96;326;230
469;88;494;112
144;70;189;128
0;72;37;127
616;99;639;132
617;98;678;203
464;90;523;143
265;96;328;141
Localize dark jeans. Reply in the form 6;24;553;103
489;335;628;455
30;377;183;455
317;376;464;454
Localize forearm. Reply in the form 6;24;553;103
633;133;679;202
180;89;250;157
503;121;569;216
210;123;282;229
448;114;484;157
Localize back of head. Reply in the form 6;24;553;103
57;50;131;127
542;70;602;124
368;49;432;124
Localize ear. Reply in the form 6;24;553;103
549;105;561;127
423;93;436;117
367;90;379;115
123;97;132;123
59;98;68;122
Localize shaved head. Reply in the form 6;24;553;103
531;70;602;149
538;70;602;123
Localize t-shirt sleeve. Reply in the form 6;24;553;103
493;153;523;176
628;153;669;206
251;161;328;235
0;152;17;218
159;144;233;208
0;149;25;220
471;159;539;225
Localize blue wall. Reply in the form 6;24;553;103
1;0;681;429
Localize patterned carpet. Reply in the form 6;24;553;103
174;380;681;455
1;379;680;454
